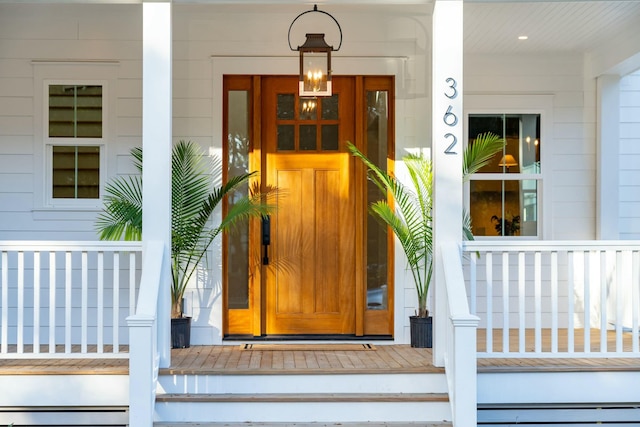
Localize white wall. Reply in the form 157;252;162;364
171;4;433;344
0;3;433;345
465;54;597;240
0;4;142;241
619;70;640;239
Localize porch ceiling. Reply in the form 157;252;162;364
464;1;640;55
2;0;639;73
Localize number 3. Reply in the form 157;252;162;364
445;77;457;99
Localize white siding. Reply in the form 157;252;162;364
619;70;640;239
465;54;596;240
0;3;433;344
0;4;142;240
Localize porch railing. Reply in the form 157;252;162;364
0;241;142;358
441;242;479;427
463;240;640;358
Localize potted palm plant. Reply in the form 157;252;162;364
96;140;272;348
348;132;503;347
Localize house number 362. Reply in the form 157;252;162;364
443;77;458;155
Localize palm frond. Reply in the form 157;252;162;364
96;140;274;317
349;135;502;316
463;132;505;180
96;175;143;241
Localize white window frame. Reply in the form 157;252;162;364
33;62;117;210
464;94;553;240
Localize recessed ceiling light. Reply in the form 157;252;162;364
518;35;529;40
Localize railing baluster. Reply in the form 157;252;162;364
17;251;24;354
583;251;591;353
49;252;56;354
567;251;575;353
81;251;88;354
470;253;477;315
502;251;509;353
1;251;8;354
633;250;639;353
34;251;40;354
599;250;608;353
113;252;120;353
486;252;493;354
551;251;558;353
97;251;104;354
130;251;136;315
518;251;525;354
534;251;541;353
615;251;625;353
65;251;72;354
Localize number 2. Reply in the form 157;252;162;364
444;133;457;155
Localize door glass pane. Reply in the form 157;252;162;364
227;90;250;309
470;179;538;237
300;125;317;151
365;90;389;310
322;94;339;120
277;94;295;120
321;125;338;151
300;98;317;120
277;125;295;151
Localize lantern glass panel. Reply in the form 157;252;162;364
301;52;329;95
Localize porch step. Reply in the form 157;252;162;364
154;393;450;424
155;371;451;424
156;423;452;427
156;392;449;403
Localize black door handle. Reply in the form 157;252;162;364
262;216;270;265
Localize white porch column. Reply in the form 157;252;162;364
596;75;620;240
432;0;463;367
142;1;172;367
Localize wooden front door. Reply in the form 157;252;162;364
262;76;356;334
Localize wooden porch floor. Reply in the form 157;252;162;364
1;333;639;375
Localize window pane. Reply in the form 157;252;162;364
469;114;540;174
470;179;537;237
366;90;389;310
52;145;100;199
322;94;339;120
277;125;295;151
321;124;338;151
227;90;250;309
277;94;295;120
299;98;317;120
300;125;317;151
49;85;102;138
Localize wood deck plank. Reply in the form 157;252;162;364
2;336;639;376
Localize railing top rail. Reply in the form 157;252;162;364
0;241;143;252
463;240;640;252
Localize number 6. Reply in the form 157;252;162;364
443;105;458;127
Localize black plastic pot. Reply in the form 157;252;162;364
171;317;191;349
410;315;433;348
